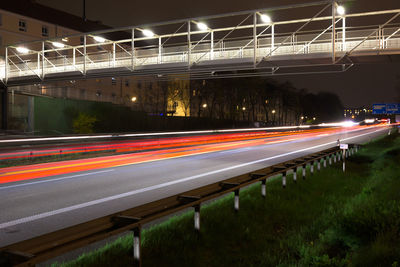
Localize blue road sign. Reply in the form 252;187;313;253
373;103;400;115
386;103;400;114
373;104;387;114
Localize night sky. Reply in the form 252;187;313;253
36;0;400;108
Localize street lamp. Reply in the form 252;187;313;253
131;96;137;102
202;103;207;108
260;14;272;24
271;109;276;114
337;5;345;15
313;117;316;121
93;36;106;43
142;29;155;37
301;116;304;120
16;47;29;54
52;42;65;48
197;22;208;31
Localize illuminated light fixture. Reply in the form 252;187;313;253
93;36;106;43
52;42;65;48
301;116;304;120
16;46;29;54
337;5;345;15
202;103;207;108
142;29;155;37
197;22;208;31
242;107;246;111
271;109;276;114
260;14;272;24
62;37;68;42
131;96;137;102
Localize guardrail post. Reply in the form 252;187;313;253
293;168;297;183
342;150;346;172
282;172;287;188
329;155;332;165
324;157;327;168
132;227;141;267
302;164;306;179
261;179;266;197
310;162;314;174
234;189;240;211
194;205;200;231
317;160;321;171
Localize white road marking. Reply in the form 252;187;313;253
0;128;386;229
0;169;115;190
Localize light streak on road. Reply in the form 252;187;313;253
0;124;388;185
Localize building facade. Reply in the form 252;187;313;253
0;1;191;133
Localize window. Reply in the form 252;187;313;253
125;80;129;87
111;77;116;86
19;20;27;32
42;26;48;37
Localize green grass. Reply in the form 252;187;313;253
55;133;400;267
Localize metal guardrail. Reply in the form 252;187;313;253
0;144;359;266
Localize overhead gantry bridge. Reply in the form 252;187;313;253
0;0;399;86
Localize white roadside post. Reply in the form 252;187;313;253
293;168;297;183
261;179;266;197
282;172;287;188
234;189;240;211
133;227;141;266
194;205;200;231
340;143;348;172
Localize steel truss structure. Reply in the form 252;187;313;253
1;0;400;86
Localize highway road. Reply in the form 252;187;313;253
0;125;390;247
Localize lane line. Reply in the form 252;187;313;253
0;169;115;190
0;128;386;230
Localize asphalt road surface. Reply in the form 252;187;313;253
0;125;390;246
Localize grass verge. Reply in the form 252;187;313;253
55;133;400;267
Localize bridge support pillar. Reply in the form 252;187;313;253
132;227;141;267
261;179;266;197
282;172;287;188
1;84;8;131
234;189;240;211
194;205;200;231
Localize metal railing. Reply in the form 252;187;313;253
1;1;400;84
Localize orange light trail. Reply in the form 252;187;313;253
0;125;388;184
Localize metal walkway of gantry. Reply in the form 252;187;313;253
1;0;400;86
